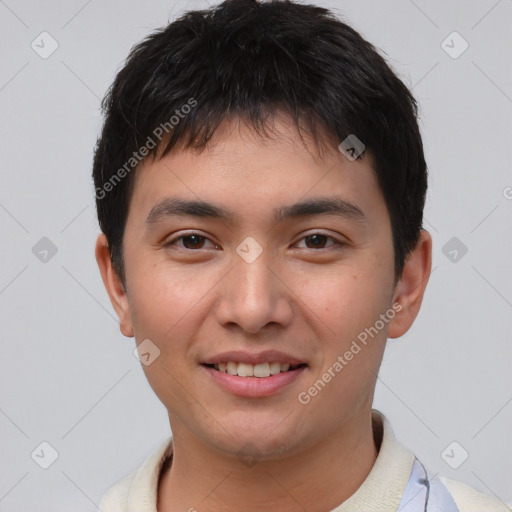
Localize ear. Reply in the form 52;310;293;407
95;233;134;338
388;229;432;339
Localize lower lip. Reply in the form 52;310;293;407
201;365;307;398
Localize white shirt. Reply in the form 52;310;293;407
98;410;510;511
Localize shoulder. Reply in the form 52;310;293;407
441;476;512;512
97;436;173;512
98;472;135;512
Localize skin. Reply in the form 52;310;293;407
96;113;432;512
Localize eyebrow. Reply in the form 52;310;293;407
145;196;367;225
274;197;366;224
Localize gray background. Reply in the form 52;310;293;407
0;0;511;510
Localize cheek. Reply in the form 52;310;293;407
295;265;390;341
126;266;210;414
298;269;390;406
127;259;216;341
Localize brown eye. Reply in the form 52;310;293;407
165;233;218;250
294;233;346;251
304;234;330;249
181;235;206;249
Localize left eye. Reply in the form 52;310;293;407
294;234;339;249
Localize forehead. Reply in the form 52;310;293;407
127;114;386;228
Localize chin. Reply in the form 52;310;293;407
209;415;304;459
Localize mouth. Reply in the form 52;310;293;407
202;361;307;378
200;351;308;397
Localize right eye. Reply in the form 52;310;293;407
165;233;220;251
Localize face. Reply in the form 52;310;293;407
98;114;425;460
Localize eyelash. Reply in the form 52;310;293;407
165;232;345;251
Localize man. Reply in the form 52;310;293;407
93;0;509;510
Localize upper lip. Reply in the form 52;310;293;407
202;350;306;366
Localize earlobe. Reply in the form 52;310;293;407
94;234;134;338
388;229;432;339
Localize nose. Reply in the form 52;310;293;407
214;253;294;335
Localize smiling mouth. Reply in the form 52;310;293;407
202;362;307;378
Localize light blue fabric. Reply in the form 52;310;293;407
397;458;459;512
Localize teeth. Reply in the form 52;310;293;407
269;362;281;375
253;363;270;378
226;362;238;375
237;363;254;377
213;361;299;377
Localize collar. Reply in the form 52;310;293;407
115;409;415;511
331;410;415;511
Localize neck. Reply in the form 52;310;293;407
158;409;378;512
